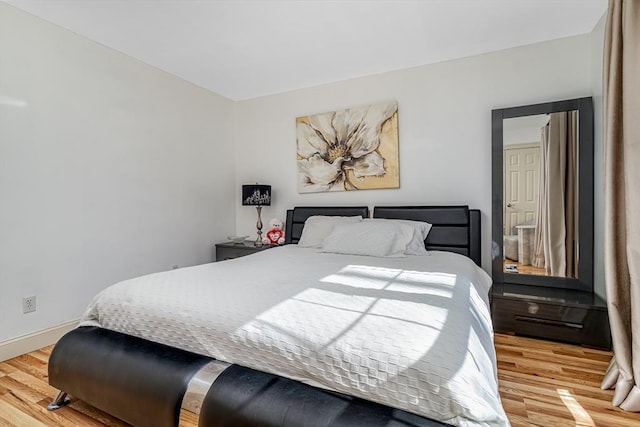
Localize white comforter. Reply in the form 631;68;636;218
80;246;509;427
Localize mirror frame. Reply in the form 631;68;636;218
491;97;594;292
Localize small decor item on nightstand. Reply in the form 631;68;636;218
227;235;249;244
262;218;285;245
242;183;271;247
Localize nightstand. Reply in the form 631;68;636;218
215;241;274;261
491;283;611;350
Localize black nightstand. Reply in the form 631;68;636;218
215;241;274;261
491;283;611;350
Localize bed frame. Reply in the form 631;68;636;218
48;206;481;427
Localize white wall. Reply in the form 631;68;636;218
0;3;235;343
591;13;607;299
0;3;608;350
503;114;549;145
234;35;593;273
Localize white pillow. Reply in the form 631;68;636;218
297;216;363;248
366;218;432;255
321;221;415;257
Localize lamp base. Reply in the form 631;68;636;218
254;206;264;247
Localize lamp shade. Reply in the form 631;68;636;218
242;184;271;206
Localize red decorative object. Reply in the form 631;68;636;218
262;218;285;245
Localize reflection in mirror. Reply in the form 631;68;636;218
502;111;578;278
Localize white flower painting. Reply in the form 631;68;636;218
296;101;399;193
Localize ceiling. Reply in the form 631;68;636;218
4;0;607;101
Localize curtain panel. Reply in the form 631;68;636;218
531;111;578;277
601;0;640;412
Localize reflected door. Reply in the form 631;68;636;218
503;144;540;235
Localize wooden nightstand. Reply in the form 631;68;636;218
215;241;274;261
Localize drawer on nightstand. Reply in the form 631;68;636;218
216;247;247;261
214;241;273;262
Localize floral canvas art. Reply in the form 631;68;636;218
296;101;399;193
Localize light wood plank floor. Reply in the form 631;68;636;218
1;334;639;426
503;260;547;276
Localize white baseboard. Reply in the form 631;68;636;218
0;319;79;362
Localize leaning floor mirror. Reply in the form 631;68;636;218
491;97;594;292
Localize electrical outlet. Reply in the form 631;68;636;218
23;296;36;314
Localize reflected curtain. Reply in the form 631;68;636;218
601;0;640;412
531;126;548;269
531;112;578;276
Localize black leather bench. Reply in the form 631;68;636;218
49;327;211;427
49;327;449;427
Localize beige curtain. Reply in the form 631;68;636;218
565;112;578;278
531;112;578;276
600;0;640;412
531;126;548;269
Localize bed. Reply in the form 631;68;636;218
47;205;508;427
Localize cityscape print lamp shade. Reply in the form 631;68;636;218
242;184;271;206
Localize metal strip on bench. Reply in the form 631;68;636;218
179;360;230;424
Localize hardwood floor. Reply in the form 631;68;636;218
494;334;640;426
1;334;638;426
503;260;547;276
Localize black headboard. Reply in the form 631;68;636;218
373;206;481;266
284;205;480;266
284;206;369;244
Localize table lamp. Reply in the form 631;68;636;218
242;184;271;247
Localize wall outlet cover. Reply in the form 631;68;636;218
23;296;36;314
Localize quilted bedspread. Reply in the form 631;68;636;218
80;246;509;426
